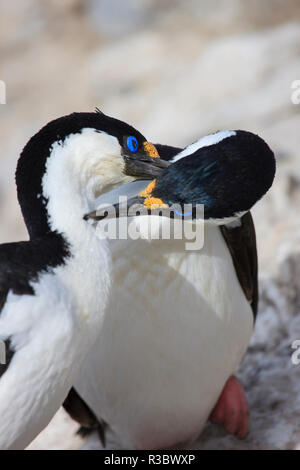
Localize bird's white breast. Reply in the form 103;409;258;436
75;222;253;449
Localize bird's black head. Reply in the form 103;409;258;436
16;110;168;239
148;130;276;221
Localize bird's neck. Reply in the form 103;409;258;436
57;223;111;333
42;175;111;315
32;181;111;336
20;140;113;329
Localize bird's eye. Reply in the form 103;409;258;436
127;136;139;153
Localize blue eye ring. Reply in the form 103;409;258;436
127;136;139;153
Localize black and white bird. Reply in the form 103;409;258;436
65;130;276;449
0;110;166;450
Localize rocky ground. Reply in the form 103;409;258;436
1;0;300;450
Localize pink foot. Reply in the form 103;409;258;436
209;375;249;439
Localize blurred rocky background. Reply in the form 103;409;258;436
1;0;300;450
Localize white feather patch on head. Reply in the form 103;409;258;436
172;130;236;162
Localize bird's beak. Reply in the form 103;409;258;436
123;142;170;179
84;180;169;221
84;196;146;221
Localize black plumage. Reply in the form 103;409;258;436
152;131;276;220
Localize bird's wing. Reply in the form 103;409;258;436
63;387;107;446
220;212;258;319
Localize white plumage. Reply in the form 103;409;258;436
75;183;253;449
